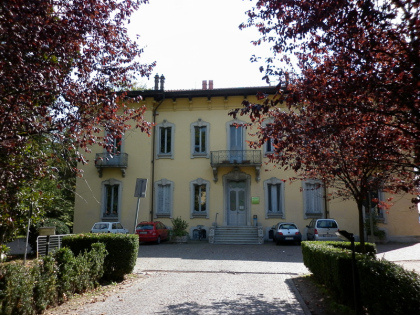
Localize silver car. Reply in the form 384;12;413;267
306;219;340;241
270;222;302;245
90;222;128;234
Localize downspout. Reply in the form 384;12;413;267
324;181;329;219
150;94;165;222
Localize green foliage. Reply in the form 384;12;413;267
54;247;78;302
0;245;10;261
0;263;35;315
62;233;138;282
171;217;189;237
0;243;106;314
357;257;420;315
32;255;58;312
302;241;420;314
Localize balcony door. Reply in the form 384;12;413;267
229;124;244;163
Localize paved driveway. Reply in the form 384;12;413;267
68;241;312;315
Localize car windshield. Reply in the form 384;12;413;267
93;223;109;230
137;224;154;230
317;220;338;228
280;224;297;229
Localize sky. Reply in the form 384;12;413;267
128;0;274;90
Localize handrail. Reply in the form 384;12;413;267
214;212;219;228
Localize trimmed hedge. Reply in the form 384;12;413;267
302;241;420;314
0;242;106;315
62;233;139;281
358;256;420;315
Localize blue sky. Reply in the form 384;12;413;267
128;0;274;90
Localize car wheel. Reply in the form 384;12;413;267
156;236;161;244
276;241;281;246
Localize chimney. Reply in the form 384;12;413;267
160;74;165;91
202;80;207;90
154;74;159;90
209;80;213;90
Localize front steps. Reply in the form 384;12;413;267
209;226;264;244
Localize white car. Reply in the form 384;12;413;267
90;222;128;234
306;219;341;241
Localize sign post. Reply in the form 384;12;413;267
134;178;148;232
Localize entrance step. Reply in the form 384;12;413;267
212;226;262;245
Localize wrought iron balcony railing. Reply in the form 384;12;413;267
95;153;128;177
210;150;262;182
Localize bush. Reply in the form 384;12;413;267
357;257;420;315
0;263;35;315
62;233;138;281
32;255;58;312
171;217;189;237
0;242;107;315
302;241;420;314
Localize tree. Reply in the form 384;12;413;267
240;0;419;166
231;101;415;248
0;0;155;243
234;0;420;248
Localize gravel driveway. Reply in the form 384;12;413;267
65;241;311;315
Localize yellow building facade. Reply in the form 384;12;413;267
73;82;420;243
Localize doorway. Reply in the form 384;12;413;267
227;180;247;226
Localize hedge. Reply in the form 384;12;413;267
302;241;420;314
62;233;139;281
0;242;106;315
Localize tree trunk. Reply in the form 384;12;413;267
357;201;366;253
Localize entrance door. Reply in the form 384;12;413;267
229;125;243;163
228;180;247;226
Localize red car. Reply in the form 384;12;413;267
135;221;169;244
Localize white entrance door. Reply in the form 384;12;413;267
227;180;247;226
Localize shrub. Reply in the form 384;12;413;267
171;217;189;237
357;257;420;315
62;233;138;281
54;247;78;302
32;255;58;313
302;241;420;314
0;263;35;315
0;242;106;315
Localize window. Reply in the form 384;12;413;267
264;178;285;218
190;178;210;218
364;190;386;222
302;180;324;218
154;178;174;218
191;119;210;158
101;179;122;218
265;138;275;155
262;120;275;156
156;120;175;159
105;131;123;155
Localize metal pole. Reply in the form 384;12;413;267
133;197;141;232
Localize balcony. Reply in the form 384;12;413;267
210;150;262;182
95;153;128;178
